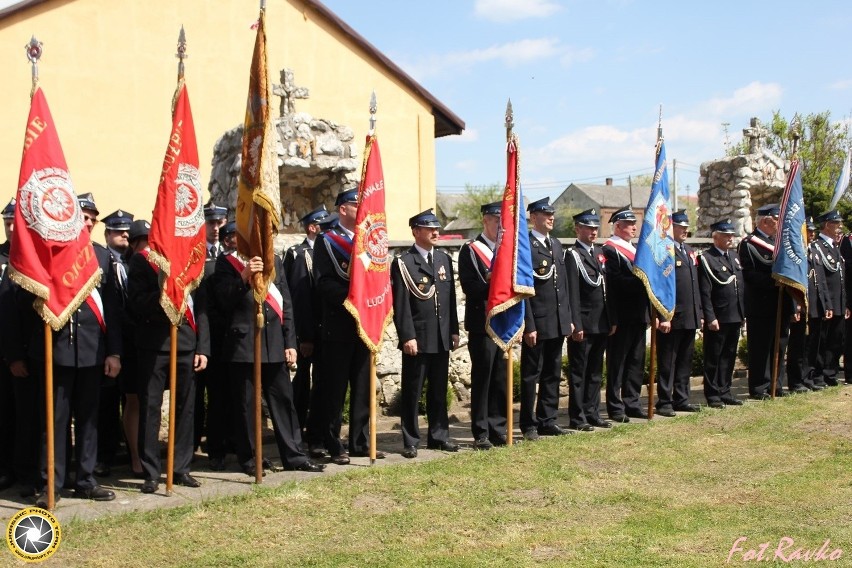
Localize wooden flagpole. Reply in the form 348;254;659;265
166;326;178;494
647;312;658;419
368;91;378;465
254;301;264;482
44;323;55;510
506;349;514;446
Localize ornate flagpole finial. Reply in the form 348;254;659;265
790;114;802;158
505;98;514;141
176;26;187;81
25;36;43;90
260;0;266;11
369;91;377;134
657;104;663;140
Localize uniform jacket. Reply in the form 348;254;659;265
523;233;575;339
564;242;612;335
457;235;493;335
806;242;830;319
312;226;357;342
811;235;845;314
602;239;650;326
285;240;320;343
391;246;459;353
4;243;122;367
697;247;744;324
670;242;702;330
126;250;210;355
211;252;296;364
738;230;788;318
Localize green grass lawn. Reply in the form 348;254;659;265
55;389;851;567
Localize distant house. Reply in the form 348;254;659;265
437;192;531;239
552;178;652;237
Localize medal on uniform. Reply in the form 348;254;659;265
418;284;425;291
542;260;548;266
676;260;682;267
438;265;447;281
422;276;428;283
722;266;728;272
341;261;348;270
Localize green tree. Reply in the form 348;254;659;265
727;111;850;218
456;183;503;223
552;206;578;238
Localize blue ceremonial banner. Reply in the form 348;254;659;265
633;135;676;320
772;159;808;311
486;135;535;351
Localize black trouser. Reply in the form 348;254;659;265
746;315;789;396
137;349;196;480
0;367;15;479
315;339;371;456
467;333;507;442
568;333;606;428
815;315;844;384
786;316;812;390
703;322;741;402
34;363;101;492
606;322;646;417
96;376;121;466
656;328;696;409
196;358;232;460
10;367;40;488
291;351;312;431
230;362;307;469
400;351;450;448
520;336;564;431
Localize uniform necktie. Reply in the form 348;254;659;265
427;251;433;267
544;236;551;251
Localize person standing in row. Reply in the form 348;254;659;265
458;202;507;450
391;209;460;459
564;209;614;431
520;197;574;440
603;206;650;422
697;220;745;408
655;210;702;415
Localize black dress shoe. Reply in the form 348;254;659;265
673;404;700;413
489;435;508;447
811;384;826;391
20;486;37;499
721;397;744;406
538;423;570;436
749;393;771;401
825;378;839;386
74;485;115;501
402;446;418;459
330;453;350;465
208;457;226;471
574;423;594;432
35;492;59;509
587;417;612;428
791;386;810;394
625;409;648;419
426;440;460;452
656;408;676;418
93;462;111;477
141;479;159;494
473;438;493;451
609;415;630;423
350;450;386;459
522;429;540;441
308;445;327;459
243;465;266;478
286;460;325;472
708;400;725;408
173;473;201;488
262;458;275;470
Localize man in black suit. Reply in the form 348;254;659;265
564;209;614;431
738;204;792;399
458;202;507;450
4;191;122;507
603;206;650;422
283;205;329;433
810;210;848;387
838;220;852;386
127;239;210;494
520;197;574;440
655;210;702;415
697;220;745;408
0;198;18;491
309;185;383;463
391;209;460;458
210;246;324;475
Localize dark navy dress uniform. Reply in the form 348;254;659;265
738;205;792;397
810;211;846;386
839;230;852;385
391;209;459;452
603;207;650;420
520;197;576;435
459;202;507;447
211;252;315;472
127;250;210;484
564;209;613;429
656;211;702;412
698;222;745;405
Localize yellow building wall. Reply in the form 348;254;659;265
0;0;438;241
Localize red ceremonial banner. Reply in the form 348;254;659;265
344;134;393;353
148;82;206;326
9;87;100;331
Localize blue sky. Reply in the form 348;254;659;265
323;0;852;205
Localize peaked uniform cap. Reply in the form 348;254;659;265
2;198;15;220
103;209;134;231
756;203;780;217
204;201;228;221
128;219;151;241
480;201;502;216
573;208;600;227
671;209;689;226
409;208;442;228
710;219;735;234
609;205;636;223
77;192;99;215
527;197;555;214
299;205;330;225
816;209;842;223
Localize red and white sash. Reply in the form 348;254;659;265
604;237;635;262
469;240;494;270
84;291;106;333
225;253;284;322
749;234;774;253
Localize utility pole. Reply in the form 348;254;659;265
628;175;633;207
